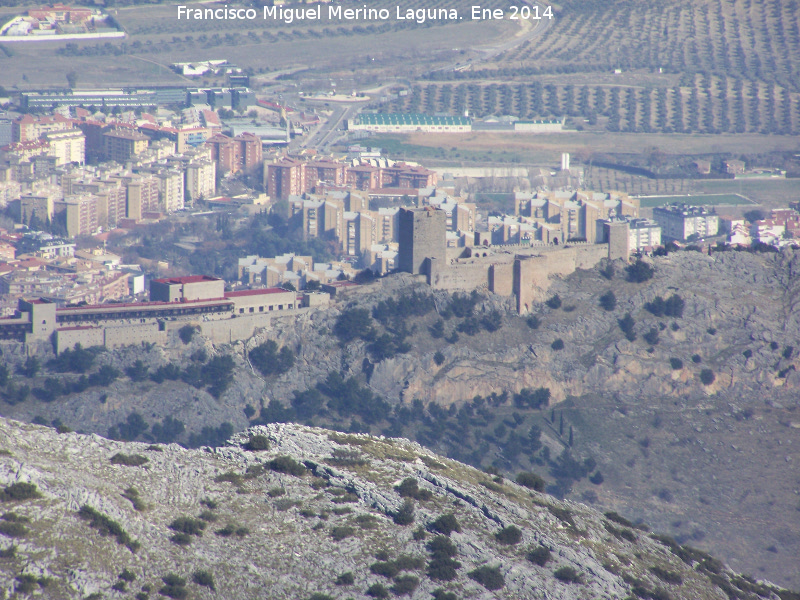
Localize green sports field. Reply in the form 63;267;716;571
638;193;756;208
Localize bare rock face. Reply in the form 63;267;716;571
0;417;791;600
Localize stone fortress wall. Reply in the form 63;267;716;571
427;226;628;313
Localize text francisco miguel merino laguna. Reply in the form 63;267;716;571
178;4;480;24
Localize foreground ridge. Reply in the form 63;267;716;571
0;418;794;600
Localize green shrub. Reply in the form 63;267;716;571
110;453;148;467
330;526;355;541
430;513;461;536
77;505;138;552
516;472;545;491
355;514;379;529
309;595;334;600
169;517;206;536
249;340;295;377
0;521;27;537
669;358;683;370
699;369;715;385
433;351;445;366
370;561;399;578
526;315;541;329
599;291;617;311
170;532;192;546
392;499;415;525
335;572;354;586
495;525;522;545
269;456;306;476
396;478;432;501
618;313;636;341
122;487;147;511
691;354;702;363
391;575;419;596
0;482;42;502
643;328;660;345
214;471;243;486
589;470;604;484
546;295;562;309
554;565;582;583
192;570;215;590
366;583;389;598
432;590;458;600
650;566;683;585
160;574;187;599
604;511;634;527
267;487;286;498
468;565;505;590
527;545;551;566
178;325;196;344
551;338;565;350
119;569;135;582
412;526;427;540
244;434;270;451
626;260;654;283
426;536;461;581
334;308;375;343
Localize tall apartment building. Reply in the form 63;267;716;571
304;160;347;189
289;198;343;241
155;169;184;213
44;129;85;166
343;211;374;258
266;158;305;201
185;160;216;203
652;205;719;241
125;175;160;220
205;132;262;174
102;129;149;163
514;190;639;244
55;194;99;238
398;207;446;275
375;207;400;243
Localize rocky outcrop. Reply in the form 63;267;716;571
0;417;791;600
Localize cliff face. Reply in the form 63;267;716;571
0;418;792;600
2;250;800;586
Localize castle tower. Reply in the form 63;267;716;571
398;207;446;276
604;221;630;261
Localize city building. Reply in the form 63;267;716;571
185;159;216;202
54;194;98;237
102;129;149;162
652;204;719;241
44;128;85;166
347;113;472;133
205;132;262;174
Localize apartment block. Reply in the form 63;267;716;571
185;160;216;202
55;194;99;238
44;128;85;166
102;129;149;163
155;169;185;213
652;205;719;241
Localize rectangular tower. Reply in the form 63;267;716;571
398;207;446;275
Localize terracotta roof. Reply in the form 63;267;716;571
152;275;222;284
224;288;291;298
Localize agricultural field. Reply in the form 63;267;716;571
381;0;800;136
0;0;511;88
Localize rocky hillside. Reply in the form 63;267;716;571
2;248;800;586
0;417;796;600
